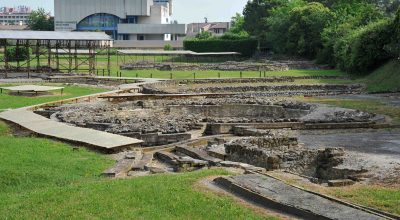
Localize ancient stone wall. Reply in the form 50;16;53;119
142;76;351;94
119;132;191;147
167;104;287;119
176;84;365;94
121;61;289;71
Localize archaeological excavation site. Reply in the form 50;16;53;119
1;0;400;219
1;73;395;219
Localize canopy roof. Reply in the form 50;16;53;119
0;85;64;92
0;31;112;41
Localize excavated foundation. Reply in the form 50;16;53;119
40;95;379;147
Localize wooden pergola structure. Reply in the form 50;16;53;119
0;31;112;76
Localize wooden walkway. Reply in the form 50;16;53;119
0;109;143;152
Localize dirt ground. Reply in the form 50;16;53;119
298;129;400;186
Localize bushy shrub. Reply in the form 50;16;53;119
316;2;383;66
163;44;173;51
334;19;393;74
195;31;213;40
5;47;30;62
183;38;258;57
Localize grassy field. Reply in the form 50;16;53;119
113;69;347;79
331;186;400;215
298;97;400;124
0;85;108;110
361;60;400;93
0;121;275;219
2;53;348;79
0;86;276;219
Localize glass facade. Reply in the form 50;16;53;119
77;13;139;39
77;13;120;39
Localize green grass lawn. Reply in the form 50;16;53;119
331;186;400;215
0;85;108;110
0;121;275;219
0;86;276;219
114;69;347;79
360;60;400;93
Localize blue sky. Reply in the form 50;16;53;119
0;0;248;23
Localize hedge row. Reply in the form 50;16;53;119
183;38;258;57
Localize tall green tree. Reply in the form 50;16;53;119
267;0;306;54
27;8;54;31
286;2;333;58
242;0;285;40
318;2;383;65
228;13;249;37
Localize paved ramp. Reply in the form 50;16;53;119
215;174;387;220
0;109;143;152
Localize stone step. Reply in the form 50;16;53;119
155;151;209;167
155;151;179;165
175;146;222;165
132;153;154;171
219;161;265;172
102;159;135;178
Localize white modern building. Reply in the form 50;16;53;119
54;0;186;48
0;6;32;26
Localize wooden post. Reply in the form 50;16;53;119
74;42;78;72
16;39;20;70
68;41;72;73
26;40;30;78
36;40;40;70
55;41;60;72
4;39;8;71
47;40;51;69
107;44;111;75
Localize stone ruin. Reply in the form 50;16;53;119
121;61;289;72
120;60;327;72
39;95;380;149
224;129;367;184
142;78;366;97
27;77;397;187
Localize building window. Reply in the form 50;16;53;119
77;13;119;30
137;35;145;41
126;16;137;24
77;13;120;39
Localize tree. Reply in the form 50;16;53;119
242;0;285;39
317;2;383;65
267;0;306;54
286;2;333;58
385;8;400;59
228;13;249;37
27;8;54;31
195;31;213;40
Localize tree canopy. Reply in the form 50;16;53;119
230;0;399;74
27;8;54;31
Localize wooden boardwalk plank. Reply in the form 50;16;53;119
0;109;143;151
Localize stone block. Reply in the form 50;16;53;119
327;179;355;187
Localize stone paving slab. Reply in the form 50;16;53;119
216;174;384;220
0;109;143;151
